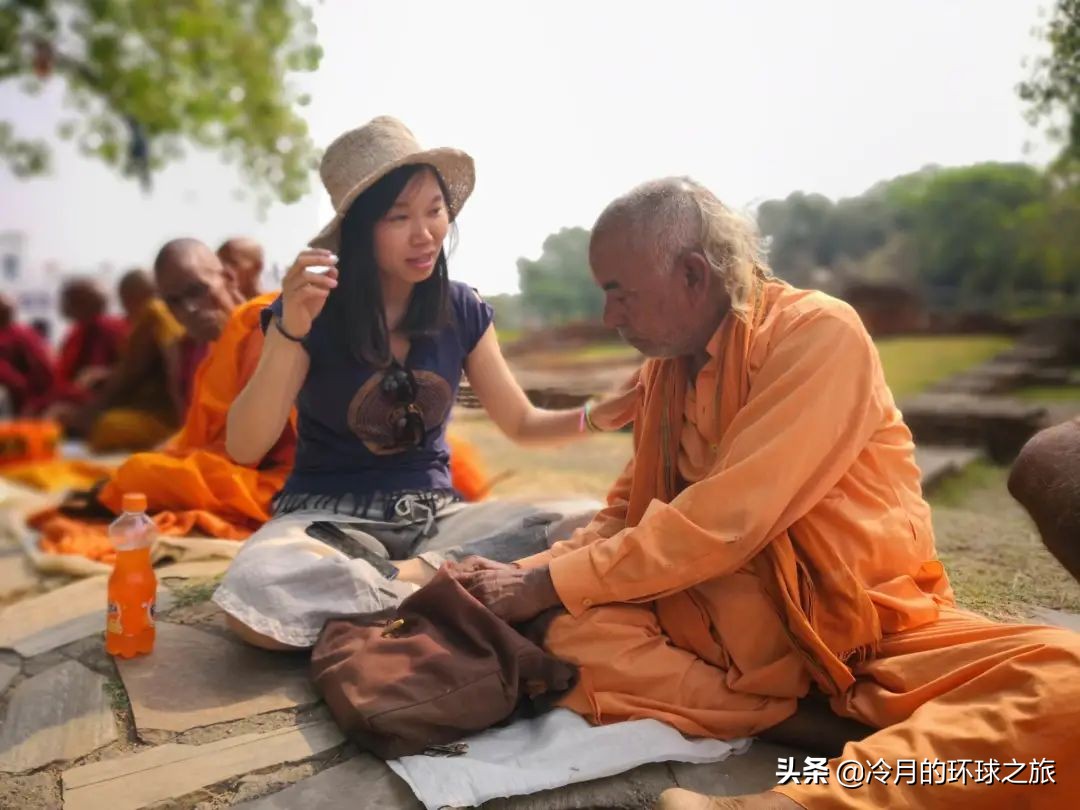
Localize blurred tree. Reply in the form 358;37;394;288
757;163;1077;311
887;163;1047;302
485;292;523;332
1019;0;1080;172
757;191;895;285
0;0;321;206
756;192;833;284
517;227;603;325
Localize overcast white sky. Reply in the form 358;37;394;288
0;0;1059;296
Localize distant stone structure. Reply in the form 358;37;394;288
840;280;927;337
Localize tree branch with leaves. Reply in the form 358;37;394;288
1019;0;1080;175
0;0;323;207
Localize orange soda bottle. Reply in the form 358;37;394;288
105;492;158;658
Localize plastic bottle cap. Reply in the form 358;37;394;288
122;493;148;513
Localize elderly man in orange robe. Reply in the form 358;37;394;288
453;178;1080;810
68;270;187;453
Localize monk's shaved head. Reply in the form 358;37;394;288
154;238;210;277
217;237;264;300
218;237;263;263
60;277;108;323
117;269;156;319
153;238;236;342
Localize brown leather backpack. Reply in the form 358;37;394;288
310;567;577;759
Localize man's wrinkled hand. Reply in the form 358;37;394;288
451;564;561;624
446;555;517;577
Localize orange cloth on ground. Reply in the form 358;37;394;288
518;279;1079;808
33;509;249;562
2;459;114;493
446;432;489;502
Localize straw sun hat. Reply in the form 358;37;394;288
309;116;476;251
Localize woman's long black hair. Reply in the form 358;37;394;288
323;163;453;367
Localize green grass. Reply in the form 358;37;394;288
875;335;1014;398
927;461;1001;509
168;574;224;609
1015;385;1080;403
929;463;1080;620
566;342;641;361
104;677;130;712
495;328;522;345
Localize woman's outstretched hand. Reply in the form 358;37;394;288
587;367;643;431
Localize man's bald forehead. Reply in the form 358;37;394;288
154;238;217;278
218;237;263;261
119;268;154;294
62;276;104;296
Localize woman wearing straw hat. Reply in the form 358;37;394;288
214;116;638;650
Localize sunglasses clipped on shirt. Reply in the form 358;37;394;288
380;362;427;449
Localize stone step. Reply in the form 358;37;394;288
915;446;983;493
62;720;344;810
0;659;116;772
899;394;1048;463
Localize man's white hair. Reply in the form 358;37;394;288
593;177;771;321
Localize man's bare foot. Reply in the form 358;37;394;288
654;787;801;810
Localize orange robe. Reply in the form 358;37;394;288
35;294;297;562
87;298;187;453
519;279;1079;808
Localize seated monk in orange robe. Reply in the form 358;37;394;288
452;179;1080;810
1009;418;1080;585
71;270;187;453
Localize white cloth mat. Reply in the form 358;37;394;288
387;708;752;809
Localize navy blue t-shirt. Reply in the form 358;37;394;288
263;281;493;498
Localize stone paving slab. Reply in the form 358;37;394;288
1030;607;1080;632
0;552;39;601
62;720;344;810
0;575;175;657
914;445;983;493
240;746;802;810
0;659;18;693
476;763;676;809
0;659;117;772
0;576;107;654
156;558;232;580
669;741;803;796
241;754;422;809
116;621;318;733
